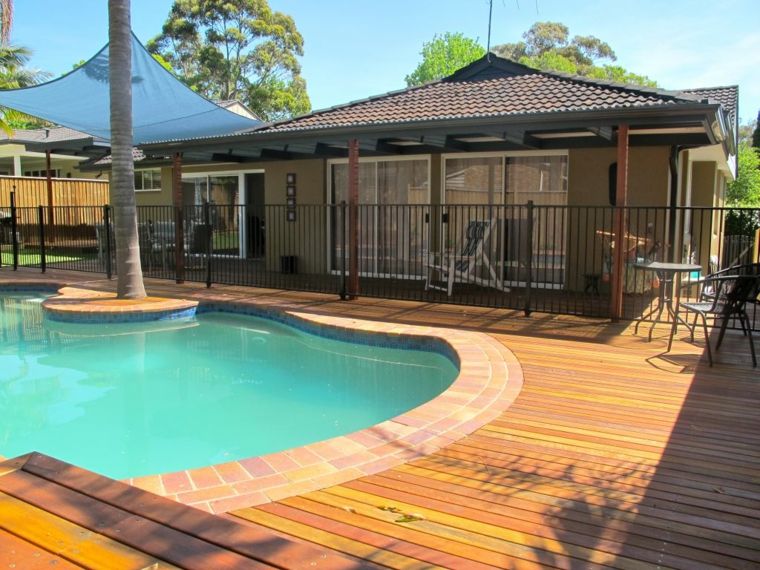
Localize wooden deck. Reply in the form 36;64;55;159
2;268;759;568
0;453;358;569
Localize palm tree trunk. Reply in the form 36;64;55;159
109;0;145;299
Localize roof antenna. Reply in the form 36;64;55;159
486;0;493;62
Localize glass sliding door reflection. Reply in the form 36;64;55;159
182;174;241;257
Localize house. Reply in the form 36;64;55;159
0;126;104;179
132;55;737;301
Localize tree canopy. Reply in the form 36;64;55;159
0;44;50;131
492;21;656;87
727;141;760;207
148;0;310;121
405;32;485;87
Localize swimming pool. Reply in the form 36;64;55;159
0;291;458;479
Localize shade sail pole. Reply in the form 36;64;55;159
610;123;629;321
347;138;359;299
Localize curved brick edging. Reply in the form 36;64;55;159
1;280;524;515
127;305;525;514
41;286;198;322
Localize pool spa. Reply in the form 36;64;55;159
0;289;458;479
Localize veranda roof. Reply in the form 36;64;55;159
0;33;261;145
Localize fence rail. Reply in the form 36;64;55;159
2;199;758;330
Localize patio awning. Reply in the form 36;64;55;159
0;33;261;145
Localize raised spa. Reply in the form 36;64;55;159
0;292;458;479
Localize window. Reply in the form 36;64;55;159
134;169;162;192
330;157;430;276
443;153;568;287
24;169;61;178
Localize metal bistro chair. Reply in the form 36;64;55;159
680;273;760;367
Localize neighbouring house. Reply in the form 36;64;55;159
0;127;104;179
128;55;737;293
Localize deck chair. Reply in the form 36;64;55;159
424;219;499;296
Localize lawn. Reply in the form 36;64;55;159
1;250;92;266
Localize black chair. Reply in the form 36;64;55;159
680;273;760;367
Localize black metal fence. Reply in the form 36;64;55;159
2;199;758;329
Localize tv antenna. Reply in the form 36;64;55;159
486;0;493;61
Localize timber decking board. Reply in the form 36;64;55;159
0;453;358;569
2;268;759;569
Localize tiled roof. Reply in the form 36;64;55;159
259;56;702;134
0;126;93;143
678;86;738;121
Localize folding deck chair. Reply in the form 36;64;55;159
424;219;500;296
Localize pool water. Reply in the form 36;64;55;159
0;292;457;479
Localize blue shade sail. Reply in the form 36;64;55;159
0;33;261;144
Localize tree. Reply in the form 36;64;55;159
148;0;310;121
0;44;50;132
753;110;760;148
726;142;760;207
493;21;656;87
405;32;485;87
1;0;12;45
109;0;146;299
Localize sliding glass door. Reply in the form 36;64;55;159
443;153;568;287
182;174;240;256
330;158;429;276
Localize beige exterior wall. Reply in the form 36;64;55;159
567;146;670;207
130;148;727;288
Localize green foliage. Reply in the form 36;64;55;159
405;32;486;87
725;210;760;236
753;110;760;148
0;43;50;134
726;142;760;207
493;21;656;87
148;0;310;121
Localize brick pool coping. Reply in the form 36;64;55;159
0;278;524;514
42;286;199;321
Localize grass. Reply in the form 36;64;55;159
1;250;93;266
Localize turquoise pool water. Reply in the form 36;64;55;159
0;292;457;479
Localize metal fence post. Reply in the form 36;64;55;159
204;201;212;288
340;201;348;300
524;200;534;316
10;190;18;270
103;205;113;279
38;205;46;273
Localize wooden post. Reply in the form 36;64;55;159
610;124;629;321
45;150;55;227
172;152;185;283
347;139;359;298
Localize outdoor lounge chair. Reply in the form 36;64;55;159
680;273;760;367
424;219;499;296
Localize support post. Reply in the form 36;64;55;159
524;200;534;316
340;200;348;299
610;124;629;321
38;205;46;273
172;152;185;283
10;190;17;271
347;139;359;299
45;150;55;227
204;200;212;288
103;205;113;280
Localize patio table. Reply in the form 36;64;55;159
633;261;701;350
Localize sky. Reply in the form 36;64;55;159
11;0;760;126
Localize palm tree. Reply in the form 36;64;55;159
0;44;49;133
1;0;12;45
109;0;145;298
